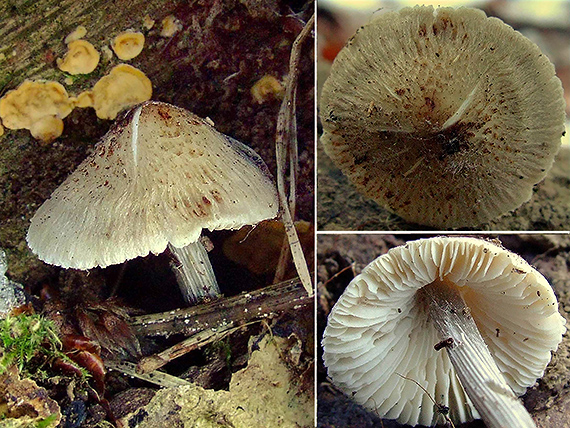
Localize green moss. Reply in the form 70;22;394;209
60;69;101;88
35;414;58;428
0;72;16;96
0;313;61;374
210;338;232;370
0;313;90;383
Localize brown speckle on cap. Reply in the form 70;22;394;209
26;101;278;270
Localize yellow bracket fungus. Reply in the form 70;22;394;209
143;15;155;30
92;64;152;119
0;80;73;143
251;75;285;104
64;25;87;44
160;15;182;38
57;40;100;75
29;115;64;143
70;91;94;109
111;31;145;61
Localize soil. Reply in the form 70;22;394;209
317;234;570;428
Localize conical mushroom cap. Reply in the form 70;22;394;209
320;6;566;228
322;237;566;426
27;101;279;269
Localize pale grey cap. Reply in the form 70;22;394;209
320;6;566;228
322;237;566;426
27;101;278;269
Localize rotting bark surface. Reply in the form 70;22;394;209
317;145;570;231
317;234;570;428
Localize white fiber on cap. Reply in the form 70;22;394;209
322;237;566;426
320;6;566;228
27;101;278;269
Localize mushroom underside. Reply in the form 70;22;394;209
322;237;565;426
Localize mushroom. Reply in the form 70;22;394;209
111;31;145;61
0;80;73;143
57;40;100;75
143;15;155;31
29;115;65;143
71;90;94;109
319;6;566;228
26;101;279;304
322;236;565;427
91;64;152;120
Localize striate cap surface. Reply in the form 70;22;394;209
27;101;279;269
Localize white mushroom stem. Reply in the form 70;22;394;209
168;241;220;305
417;279;537;428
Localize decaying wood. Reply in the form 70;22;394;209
106;360;191;388
0;0;185;86
130;278;310;374
130;278;310;337
1;1;314;288
136;323;246;374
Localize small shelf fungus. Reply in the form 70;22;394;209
26;101;279;304
57;40;100;75
64;25;88;44
319;6;566;228
70;90;94;109
91;64;152;120
322;237;566;428
111;31;145;61
160;15;182;38
0;80;73;144
251;75;285;104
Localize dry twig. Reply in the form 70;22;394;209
396;373;456;428
274;13;314;294
129;278;310;372
106;360;191;388
130;278;309;337
136;322;258;374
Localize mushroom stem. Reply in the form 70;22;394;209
168;241;220;305
417;279;537;428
